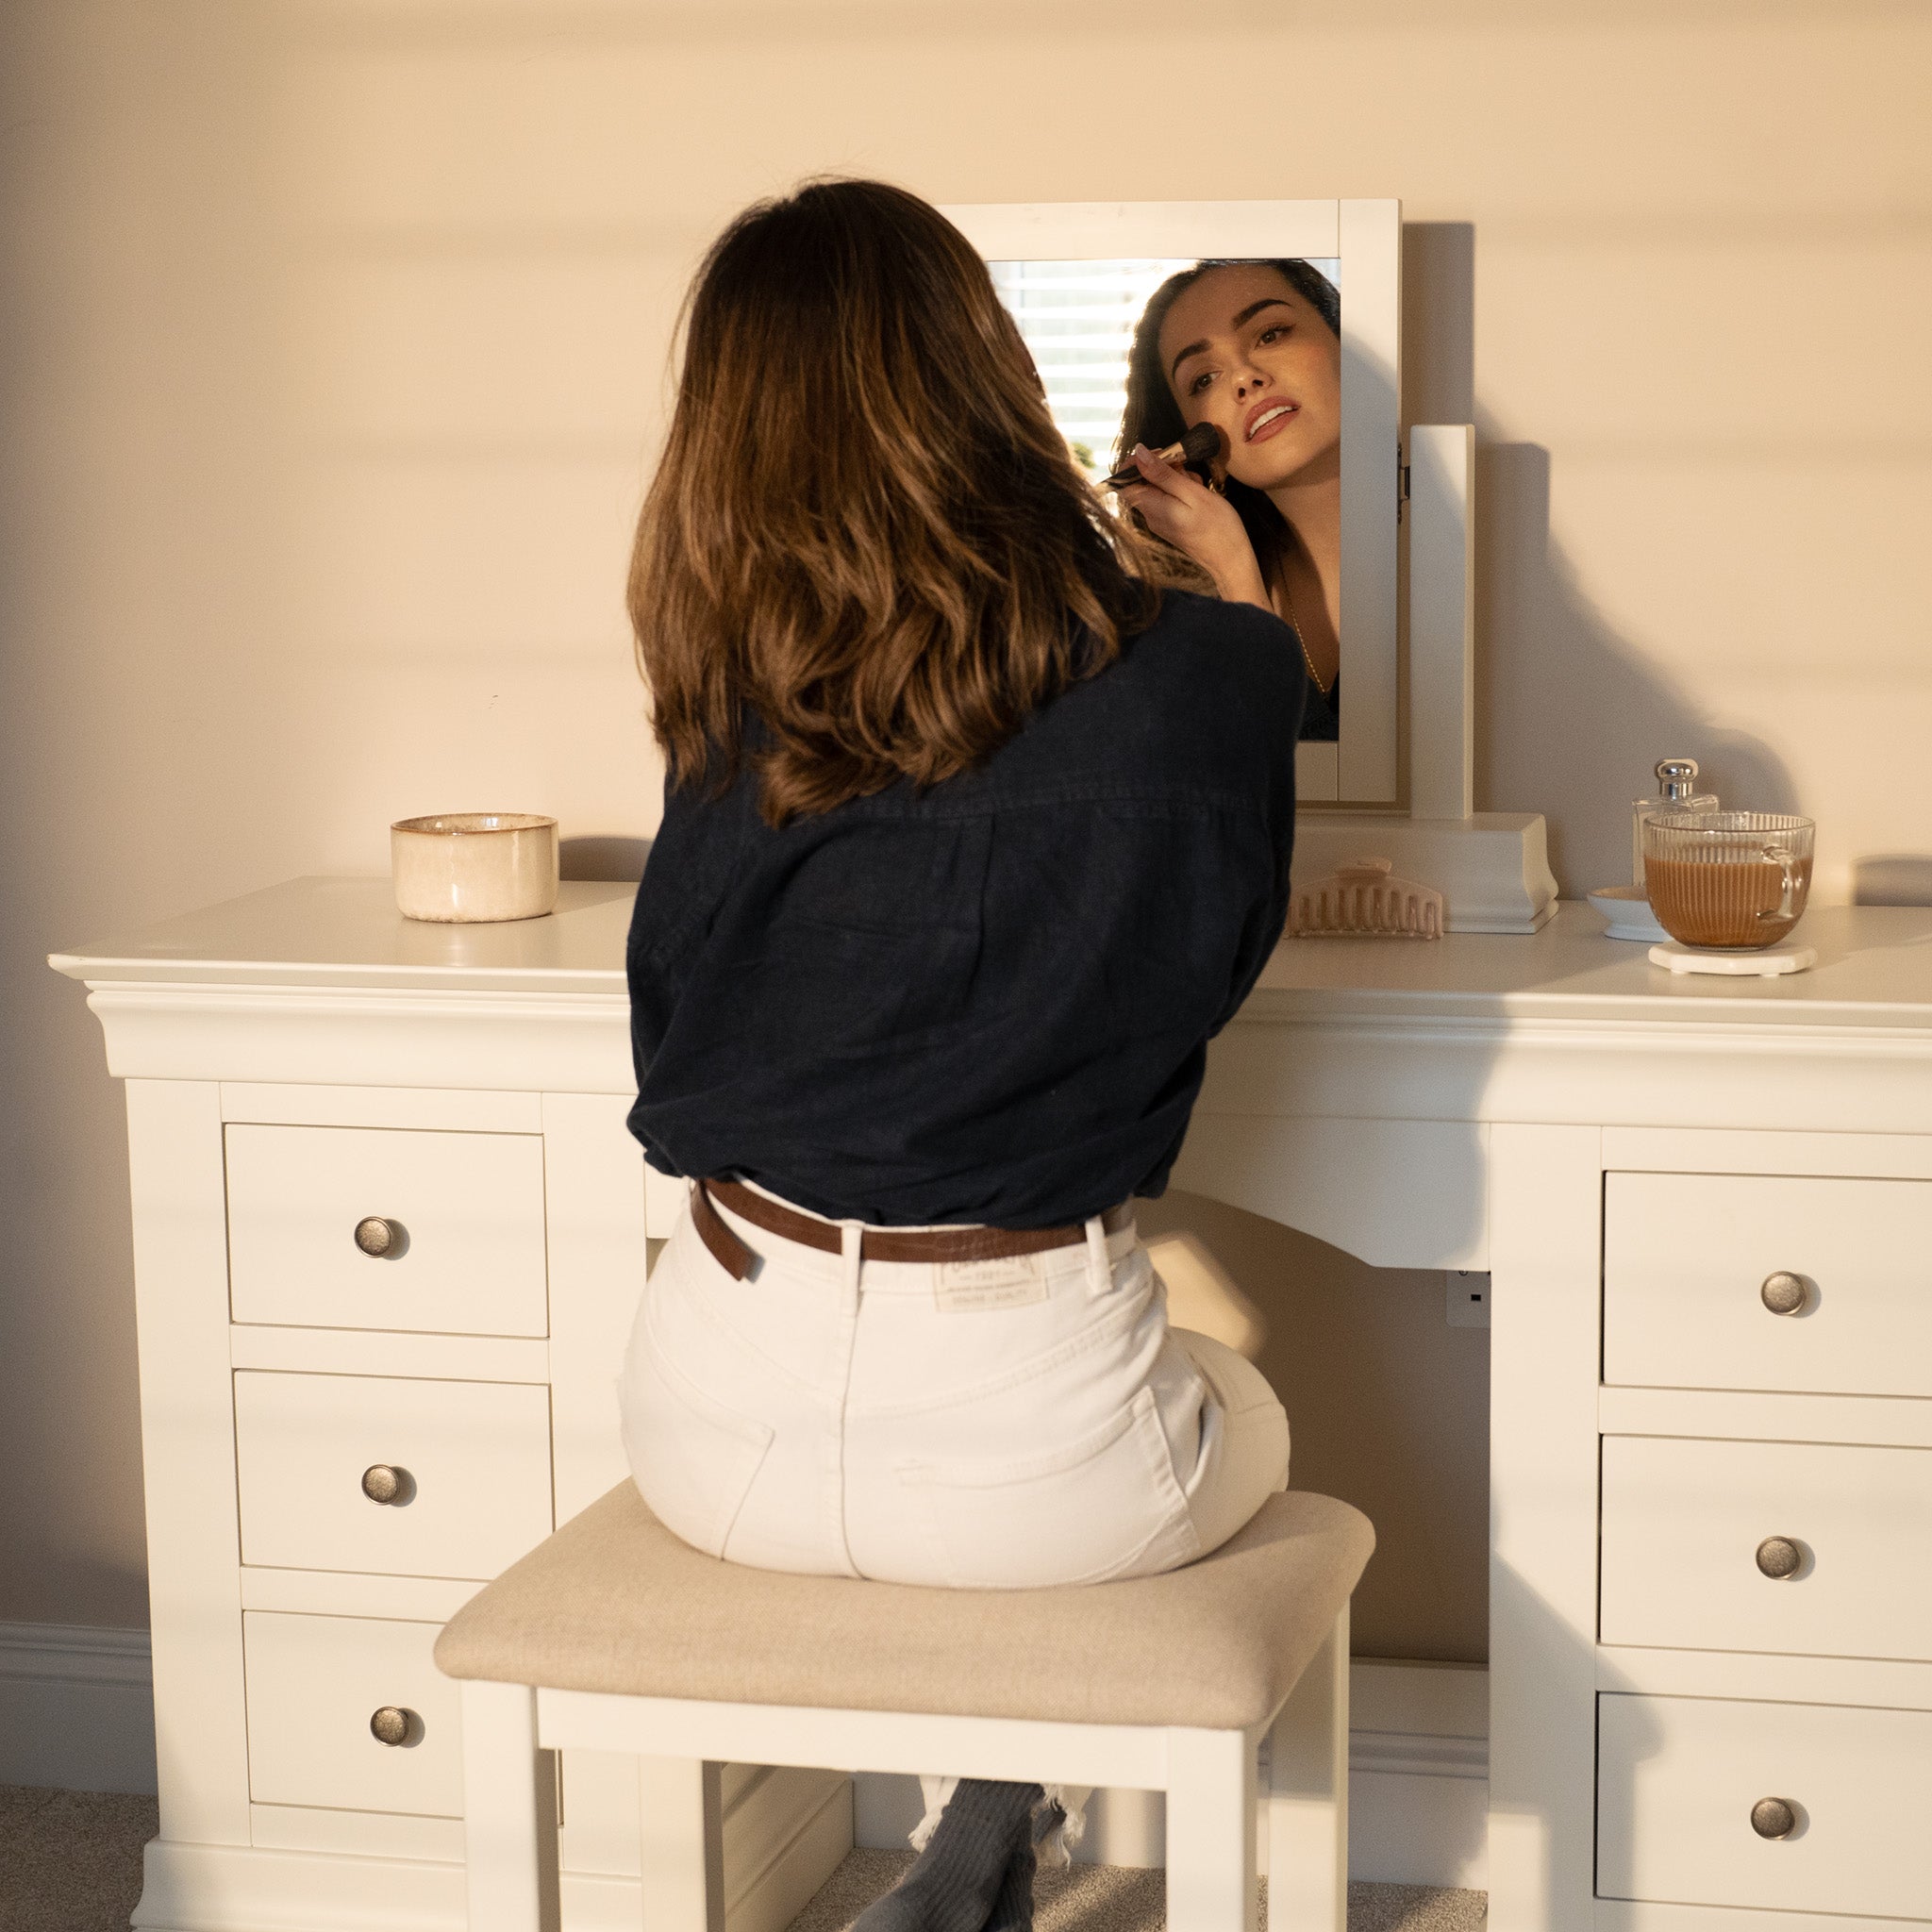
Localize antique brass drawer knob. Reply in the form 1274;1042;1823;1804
354;1216;405;1258
369;1706;417;1748
360;1463;411;1505
1759;1271;1808;1316
1755;1535;1806;1579
1750;1796;1798;1840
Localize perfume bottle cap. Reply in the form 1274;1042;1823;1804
1656;758;1701;801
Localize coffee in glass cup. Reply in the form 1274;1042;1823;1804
1641;811;1814;950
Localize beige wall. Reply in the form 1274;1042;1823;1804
3;2;1925;1654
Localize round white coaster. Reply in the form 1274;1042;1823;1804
1648;941;1818;977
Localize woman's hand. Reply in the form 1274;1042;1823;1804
1117;445;1270;609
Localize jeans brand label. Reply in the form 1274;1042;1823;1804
933;1255;1048;1311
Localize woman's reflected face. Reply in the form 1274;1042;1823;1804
1158;264;1341;492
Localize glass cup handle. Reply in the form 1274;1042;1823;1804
1760;843;1798;925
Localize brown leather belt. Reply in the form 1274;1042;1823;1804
689;1177;1133;1282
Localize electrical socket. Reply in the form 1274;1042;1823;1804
1445;1270;1491;1328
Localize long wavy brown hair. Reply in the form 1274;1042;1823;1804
628;179;1163;826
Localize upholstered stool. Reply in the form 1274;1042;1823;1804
435;1481;1374;1932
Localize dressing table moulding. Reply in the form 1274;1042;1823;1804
52;878;1932;1932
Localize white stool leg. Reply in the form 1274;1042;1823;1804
459;1680;558;1932
1166;1727;1257;1932
638;1757;724;1932
1266;1604;1350;1932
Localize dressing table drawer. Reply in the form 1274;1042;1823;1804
235;1370;554;1579
243;1610;462;1818
1602;1171;1932;1397
1596;1691;1932;1920
1600;1434;1932;1659
225;1123;549;1337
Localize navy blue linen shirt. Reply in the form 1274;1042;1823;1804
625;589;1306;1229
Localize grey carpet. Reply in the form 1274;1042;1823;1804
0;1789;1485;1932
0;1785;158;1932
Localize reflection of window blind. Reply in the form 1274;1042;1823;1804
991;259;1191;475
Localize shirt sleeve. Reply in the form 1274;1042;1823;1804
1209;611;1303;1032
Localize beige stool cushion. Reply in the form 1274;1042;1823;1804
436;1483;1373;1733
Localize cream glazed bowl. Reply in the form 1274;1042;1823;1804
391;813;559;923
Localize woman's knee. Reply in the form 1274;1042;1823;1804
1170;1325;1291;1551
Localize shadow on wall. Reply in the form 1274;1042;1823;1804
1403;223;1796;895
560;835;651;882
1853;856;1932;907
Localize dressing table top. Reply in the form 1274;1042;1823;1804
49;875;1932;1029
51;876;640;995
1245;899;1932;1030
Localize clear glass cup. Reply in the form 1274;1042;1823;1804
1641;811;1815;950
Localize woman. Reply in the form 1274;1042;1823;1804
1116;259;1342;741
619;180;1304;1932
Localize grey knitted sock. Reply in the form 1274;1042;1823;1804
984;1833;1038;1932
853;1780;1041;1932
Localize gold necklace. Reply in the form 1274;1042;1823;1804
1276;569;1334;695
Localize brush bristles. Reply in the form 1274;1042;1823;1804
1286;876;1445;939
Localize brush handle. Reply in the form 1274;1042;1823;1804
1097;422;1223;491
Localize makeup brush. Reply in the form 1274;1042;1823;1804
1097;421;1224;491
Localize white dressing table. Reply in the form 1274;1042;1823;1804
53;880;1932;1932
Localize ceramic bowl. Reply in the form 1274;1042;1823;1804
391;813;559;924
1587;883;1671;943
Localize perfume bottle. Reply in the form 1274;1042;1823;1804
1632;758;1719;888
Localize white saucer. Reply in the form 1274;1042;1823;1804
1648;941;1818;977
1588;884;1671;942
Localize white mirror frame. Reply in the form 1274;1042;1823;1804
943;198;1402;808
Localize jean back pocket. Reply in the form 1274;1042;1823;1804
896;1385;1202;1589
620;1310;774;1561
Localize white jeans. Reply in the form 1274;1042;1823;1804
617;1183;1291;1849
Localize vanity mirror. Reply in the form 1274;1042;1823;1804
944;198;1557;932
944;199;1399;806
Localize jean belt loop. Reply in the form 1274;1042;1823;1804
840;1221;863;1315
1084;1214;1112;1298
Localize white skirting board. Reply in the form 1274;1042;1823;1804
856;1661;1488;1891
0;1621;158;1795
1;1624;1485;1892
